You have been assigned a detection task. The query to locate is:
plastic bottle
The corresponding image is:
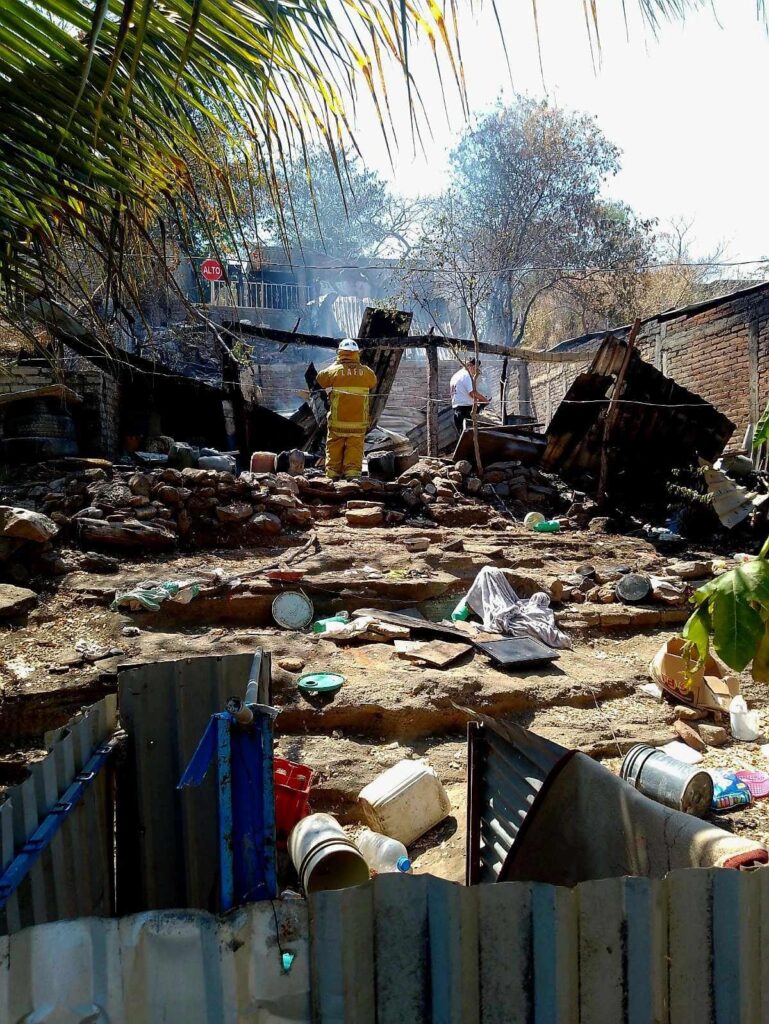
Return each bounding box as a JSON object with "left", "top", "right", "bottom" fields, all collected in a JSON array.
[
  {"left": 312, "top": 613, "right": 349, "bottom": 634},
  {"left": 534, "top": 520, "right": 561, "bottom": 533},
  {"left": 356, "top": 828, "right": 412, "bottom": 875},
  {"left": 451, "top": 597, "right": 470, "bottom": 622}
]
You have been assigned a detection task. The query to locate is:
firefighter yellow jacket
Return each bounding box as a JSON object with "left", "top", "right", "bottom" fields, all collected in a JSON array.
[{"left": 316, "top": 351, "right": 377, "bottom": 436}]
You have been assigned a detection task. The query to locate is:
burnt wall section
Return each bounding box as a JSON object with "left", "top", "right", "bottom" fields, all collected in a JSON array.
[{"left": 509, "top": 283, "right": 769, "bottom": 441}]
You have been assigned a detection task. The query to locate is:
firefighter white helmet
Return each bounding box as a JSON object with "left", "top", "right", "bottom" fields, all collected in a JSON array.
[{"left": 338, "top": 339, "right": 359, "bottom": 352}]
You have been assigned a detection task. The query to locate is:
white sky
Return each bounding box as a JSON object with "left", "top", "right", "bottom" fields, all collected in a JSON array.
[{"left": 351, "top": 0, "right": 769, "bottom": 265}]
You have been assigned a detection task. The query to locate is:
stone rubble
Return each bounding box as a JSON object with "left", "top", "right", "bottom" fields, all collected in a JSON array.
[{"left": 5, "top": 457, "right": 561, "bottom": 552}]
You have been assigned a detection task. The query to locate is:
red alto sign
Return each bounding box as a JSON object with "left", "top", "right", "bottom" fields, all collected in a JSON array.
[{"left": 200, "top": 258, "right": 224, "bottom": 282}]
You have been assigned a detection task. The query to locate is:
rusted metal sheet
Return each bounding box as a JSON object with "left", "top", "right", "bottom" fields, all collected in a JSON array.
[
  {"left": 358, "top": 307, "right": 412, "bottom": 430},
  {"left": 0, "top": 899, "right": 310, "bottom": 1023},
  {"left": 0, "top": 695, "right": 117, "bottom": 935},
  {"left": 117, "top": 651, "right": 270, "bottom": 914},
  {"left": 543, "top": 334, "right": 735, "bottom": 501},
  {"left": 453, "top": 424, "right": 547, "bottom": 466}
]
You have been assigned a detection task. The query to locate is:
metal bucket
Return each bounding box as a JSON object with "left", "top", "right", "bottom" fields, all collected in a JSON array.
[
  {"left": 620, "top": 744, "right": 713, "bottom": 817},
  {"left": 288, "top": 813, "right": 369, "bottom": 894}
]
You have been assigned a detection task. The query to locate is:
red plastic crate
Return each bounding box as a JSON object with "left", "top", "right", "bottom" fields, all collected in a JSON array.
[{"left": 274, "top": 757, "right": 314, "bottom": 847}]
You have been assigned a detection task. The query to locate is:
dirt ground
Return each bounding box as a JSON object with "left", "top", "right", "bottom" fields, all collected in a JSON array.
[{"left": 2, "top": 520, "right": 769, "bottom": 884}]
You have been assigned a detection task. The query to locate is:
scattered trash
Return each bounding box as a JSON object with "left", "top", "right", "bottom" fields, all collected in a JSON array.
[
  {"left": 281, "top": 952, "right": 296, "bottom": 974},
  {"left": 113, "top": 579, "right": 200, "bottom": 612},
  {"left": 464, "top": 566, "right": 572, "bottom": 649},
  {"left": 734, "top": 770, "right": 769, "bottom": 799},
  {"left": 288, "top": 813, "right": 369, "bottom": 894},
  {"left": 393, "top": 639, "right": 471, "bottom": 668},
  {"left": 356, "top": 828, "right": 412, "bottom": 875},
  {"left": 312, "top": 613, "right": 350, "bottom": 634},
  {"left": 703, "top": 462, "right": 769, "bottom": 529},
  {"left": 121, "top": 625, "right": 141, "bottom": 637},
  {"left": 358, "top": 759, "right": 451, "bottom": 846},
  {"left": 266, "top": 569, "right": 306, "bottom": 583},
  {"left": 533, "top": 519, "right": 560, "bottom": 533},
  {"left": 730, "top": 695, "right": 761, "bottom": 742},
  {"left": 649, "top": 637, "right": 740, "bottom": 713},
  {"left": 274, "top": 758, "right": 314, "bottom": 847},
  {"left": 317, "top": 616, "right": 411, "bottom": 644},
  {"left": 403, "top": 537, "right": 430, "bottom": 553},
  {"left": 272, "top": 591, "right": 314, "bottom": 630},
  {"left": 474, "top": 636, "right": 560, "bottom": 669},
  {"left": 450, "top": 596, "right": 470, "bottom": 622},
  {"left": 660, "top": 740, "right": 704, "bottom": 765},
  {"left": 638, "top": 681, "right": 663, "bottom": 700},
  {"left": 615, "top": 573, "right": 651, "bottom": 604},
  {"left": 297, "top": 672, "right": 345, "bottom": 695},
  {"left": 523, "top": 511, "right": 545, "bottom": 530},
  {"left": 709, "top": 771, "right": 752, "bottom": 811},
  {"left": 466, "top": 713, "right": 768, "bottom": 886},
  {"left": 620, "top": 743, "right": 713, "bottom": 817}
]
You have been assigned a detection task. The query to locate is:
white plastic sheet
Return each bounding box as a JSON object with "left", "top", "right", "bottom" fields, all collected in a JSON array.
[{"left": 464, "top": 566, "right": 572, "bottom": 650}]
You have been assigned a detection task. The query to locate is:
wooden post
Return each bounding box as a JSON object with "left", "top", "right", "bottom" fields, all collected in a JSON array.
[
  {"left": 596, "top": 318, "right": 642, "bottom": 505},
  {"left": 426, "top": 340, "right": 439, "bottom": 456}
]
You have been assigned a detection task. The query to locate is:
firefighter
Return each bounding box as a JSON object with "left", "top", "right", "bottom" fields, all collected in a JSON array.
[{"left": 316, "top": 339, "right": 378, "bottom": 480}]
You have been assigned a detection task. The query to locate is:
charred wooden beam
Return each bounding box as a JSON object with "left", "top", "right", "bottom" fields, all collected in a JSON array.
[{"left": 222, "top": 320, "right": 591, "bottom": 363}]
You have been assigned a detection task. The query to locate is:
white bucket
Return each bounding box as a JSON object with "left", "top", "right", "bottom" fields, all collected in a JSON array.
[
  {"left": 358, "top": 759, "right": 451, "bottom": 846},
  {"left": 288, "top": 813, "right": 369, "bottom": 894}
]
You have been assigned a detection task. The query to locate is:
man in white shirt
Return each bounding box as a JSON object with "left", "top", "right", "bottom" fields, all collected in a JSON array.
[{"left": 450, "top": 358, "right": 490, "bottom": 434}]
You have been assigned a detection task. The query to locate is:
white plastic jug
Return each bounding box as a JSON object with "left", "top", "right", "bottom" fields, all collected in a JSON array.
[
  {"left": 358, "top": 760, "right": 451, "bottom": 846},
  {"left": 730, "top": 696, "right": 761, "bottom": 742}
]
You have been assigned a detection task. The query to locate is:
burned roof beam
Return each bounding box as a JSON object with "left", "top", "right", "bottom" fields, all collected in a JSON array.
[{"left": 222, "top": 321, "right": 589, "bottom": 363}]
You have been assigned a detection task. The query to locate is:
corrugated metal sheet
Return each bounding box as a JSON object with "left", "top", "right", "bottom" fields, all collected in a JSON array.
[
  {"left": 0, "top": 898, "right": 310, "bottom": 1023},
  {"left": 311, "top": 869, "right": 769, "bottom": 1023},
  {"left": 117, "top": 651, "right": 270, "bottom": 914},
  {"left": 0, "top": 695, "right": 117, "bottom": 935},
  {"left": 466, "top": 718, "right": 568, "bottom": 885}
]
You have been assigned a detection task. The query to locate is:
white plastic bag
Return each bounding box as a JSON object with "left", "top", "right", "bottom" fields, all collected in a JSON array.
[{"left": 730, "top": 696, "right": 760, "bottom": 742}]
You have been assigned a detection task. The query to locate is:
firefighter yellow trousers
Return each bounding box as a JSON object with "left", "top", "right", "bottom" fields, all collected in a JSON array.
[{"left": 326, "top": 432, "right": 365, "bottom": 479}]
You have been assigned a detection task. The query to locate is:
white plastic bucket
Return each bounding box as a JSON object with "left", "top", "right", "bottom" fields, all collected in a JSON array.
[
  {"left": 358, "top": 759, "right": 451, "bottom": 845},
  {"left": 288, "top": 813, "right": 369, "bottom": 894}
]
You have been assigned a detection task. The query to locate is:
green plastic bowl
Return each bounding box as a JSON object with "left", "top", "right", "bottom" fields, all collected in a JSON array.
[{"left": 297, "top": 672, "right": 345, "bottom": 695}]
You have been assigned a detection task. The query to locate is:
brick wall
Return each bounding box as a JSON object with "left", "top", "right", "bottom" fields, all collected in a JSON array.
[
  {"left": 0, "top": 359, "right": 120, "bottom": 458},
  {"left": 509, "top": 283, "right": 769, "bottom": 443},
  {"left": 255, "top": 349, "right": 506, "bottom": 436}
]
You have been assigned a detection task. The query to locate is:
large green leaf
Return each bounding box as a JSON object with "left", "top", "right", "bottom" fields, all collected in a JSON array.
[{"left": 689, "top": 558, "right": 769, "bottom": 672}]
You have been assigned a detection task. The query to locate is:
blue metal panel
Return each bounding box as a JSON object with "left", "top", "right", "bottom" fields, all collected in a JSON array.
[
  {"left": 217, "top": 717, "right": 235, "bottom": 912},
  {"left": 179, "top": 705, "right": 277, "bottom": 911}
]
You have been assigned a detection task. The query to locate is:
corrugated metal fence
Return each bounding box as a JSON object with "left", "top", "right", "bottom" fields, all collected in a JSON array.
[
  {"left": 0, "top": 695, "right": 117, "bottom": 935},
  {"left": 0, "top": 899, "right": 310, "bottom": 1023},
  {"left": 117, "top": 652, "right": 270, "bottom": 914},
  {"left": 310, "top": 870, "right": 769, "bottom": 1024},
  {"left": 2, "top": 868, "right": 769, "bottom": 1021}
]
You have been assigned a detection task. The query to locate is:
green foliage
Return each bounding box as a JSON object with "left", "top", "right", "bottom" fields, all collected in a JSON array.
[
  {"left": 684, "top": 538, "right": 769, "bottom": 677},
  {"left": 753, "top": 400, "right": 769, "bottom": 449},
  {"left": 0, "top": 1, "right": 460, "bottom": 308}
]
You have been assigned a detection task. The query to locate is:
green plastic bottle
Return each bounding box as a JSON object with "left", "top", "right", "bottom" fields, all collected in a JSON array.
[
  {"left": 312, "top": 613, "right": 349, "bottom": 634},
  {"left": 451, "top": 597, "right": 470, "bottom": 622},
  {"left": 534, "top": 520, "right": 561, "bottom": 533}
]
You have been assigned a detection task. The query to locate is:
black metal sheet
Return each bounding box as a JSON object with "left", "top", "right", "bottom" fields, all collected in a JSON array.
[{"left": 475, "top": 637, "right": 560, "bottom": 668}]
